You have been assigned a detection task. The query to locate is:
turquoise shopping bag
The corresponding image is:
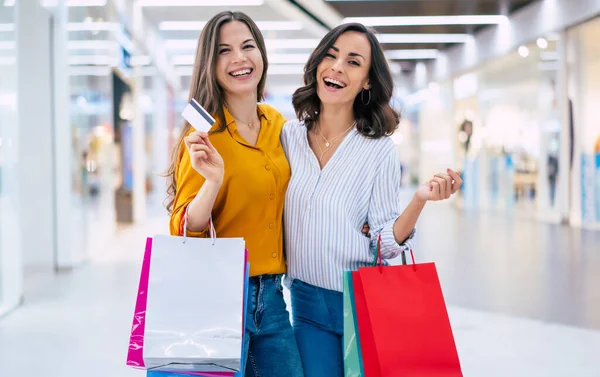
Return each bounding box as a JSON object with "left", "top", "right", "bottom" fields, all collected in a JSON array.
[{"left": 343, "top": 270, "right": 365, "bottom": 377}]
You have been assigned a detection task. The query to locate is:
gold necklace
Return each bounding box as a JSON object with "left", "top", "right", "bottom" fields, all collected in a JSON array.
[
  {"left": 314, "top": 121, "right": 356, "bottom": 162},
  {"left": 318, "top": 121, "right": 355, "bottom": 147},
  {"left": 225, "top": 105, "right": 259, "bottom": 129}
]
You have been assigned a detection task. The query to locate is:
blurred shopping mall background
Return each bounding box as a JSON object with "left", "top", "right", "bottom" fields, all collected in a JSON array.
[{"left": 0, "top": 0, "right": 600, "bottom": 376}]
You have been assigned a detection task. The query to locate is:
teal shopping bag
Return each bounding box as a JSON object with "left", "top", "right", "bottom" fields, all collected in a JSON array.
[
  {"left": 343, "top": 235, "right": 408, "bottom": 377},
  {"left": 343, "top": 271, "right": 365, "bottom": 377}
]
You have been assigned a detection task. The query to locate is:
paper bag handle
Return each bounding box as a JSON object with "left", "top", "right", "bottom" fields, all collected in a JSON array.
[
  {"left": 182, "top": 206, "right": 216, "bottom": 245},
  {"left": 373, "top": 234, "right": 416, "bottom": 273}
]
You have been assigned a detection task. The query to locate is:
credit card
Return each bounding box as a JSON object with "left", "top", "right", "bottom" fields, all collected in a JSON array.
[{"left": 181, "top": 98, "right": 215, "bottom": 132}]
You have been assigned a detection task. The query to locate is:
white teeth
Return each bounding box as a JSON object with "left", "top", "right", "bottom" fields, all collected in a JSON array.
[
  {"left": 231, "top": 69, "right": 251, "bottom": 77},
  {"left": 324, "top": 77, "right": 345, "bottom": 88}
]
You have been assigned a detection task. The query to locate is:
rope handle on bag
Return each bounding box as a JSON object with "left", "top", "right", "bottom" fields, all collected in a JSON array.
[
  {"left": 372, "top": 234, "right": 417, "bottom": 272},
  {"left": 180, "top": 206, "right": 216, "bottom": 245}
]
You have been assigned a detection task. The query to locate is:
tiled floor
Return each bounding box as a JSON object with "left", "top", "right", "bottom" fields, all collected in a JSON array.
[
  {"left": 0, "top": 201, "right": 599, "bottom": 376},
  {"left": 412, "top": 204, "right": 600, "bottom": 330}
]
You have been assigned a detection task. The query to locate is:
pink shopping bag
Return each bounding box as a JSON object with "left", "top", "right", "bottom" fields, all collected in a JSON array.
[
  {"left": 127, "top": 237, "right": 249, "bottom": 377},
  {"left": 127, "top": 237, "right": 153, "bottom": 368}
]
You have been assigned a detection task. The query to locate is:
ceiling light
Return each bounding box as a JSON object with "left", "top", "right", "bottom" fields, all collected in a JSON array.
[
  {"left": 66, "top": 0, "right": 107, "bottom": 5},
  {"left": 3, "top": 0, "right": 15, "bottom": 5},
  {"left": 171, "top": 53, "right": 310, "bottom": 66},
  {"left": 159, "top": 20, "right": 303, "bottom": 31},
  {"left": 518, "top": 45, "right": 530, "bottom": 57},
  {"left": 38, "top": 0, "right": 107, "bottom": 6},
  {"left": 68, "top": 40, "right": 117, "bottom": 50},
  {"left": 343, "top": 15, "right": 508, "bottom": 26},
  {"left": 164, "top": 39, "right": 320, "bottom": 50},
  {"left": 68, "top": 22, "right": 118, "bottom": 31},
  {"left": 160, "top": 21, "right": 206, "bottom": 30},
  {"left": 536, "top": 38, "right": 548, "bottom": 49},
  {"left": 171, "top": 55, "right": 196, "bottom": 65},
  {"left": 265, "top": 39, "right": 319, "bottom": 49},
  {"left": 385, "top": 49, "right": 439, "bottom": 60},
  {"left": 259, "top": 21, "right": 304, "bottom": 31},
  {"left": 175, "top": 64, "right": 306, "bottom": 76},
  {"left": 68, "top": 55, "right": 119, "bottom": 66},
  {"left": 266, "top": 53, "right": 310, "bottom": 64},
  {"left": 164, "top": 40, "right": 197, "bottom": 49},
  {"left": 377, "top": 34, "right": 472, "bottom": 44},
  {"left": 137, "top": 0, "right": 263, "bottom": 6}
]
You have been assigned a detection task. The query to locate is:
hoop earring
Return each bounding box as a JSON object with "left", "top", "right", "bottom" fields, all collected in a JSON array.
[{"left": 361, "top": 89, "right": 371, "bottom": 106}]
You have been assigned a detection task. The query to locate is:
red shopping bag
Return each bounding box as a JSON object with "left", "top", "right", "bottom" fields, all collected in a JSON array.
[{"left": 352, "top": 237, "right": 462, "bottom": 377}]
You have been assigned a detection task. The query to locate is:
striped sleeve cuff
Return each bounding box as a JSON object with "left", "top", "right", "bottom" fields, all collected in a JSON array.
[{"left": 375, "top": 221, "right": 416, "bottom": 260}]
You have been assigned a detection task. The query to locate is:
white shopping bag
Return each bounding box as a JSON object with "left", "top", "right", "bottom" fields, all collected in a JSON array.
[{"left": 142, "top": 216, "right": 247, "bottom": 374}]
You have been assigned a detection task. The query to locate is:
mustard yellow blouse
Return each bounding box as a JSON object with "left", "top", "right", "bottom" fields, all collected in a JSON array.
[{"left": 169, "top": 104, "right": 290, "bottom": 277}]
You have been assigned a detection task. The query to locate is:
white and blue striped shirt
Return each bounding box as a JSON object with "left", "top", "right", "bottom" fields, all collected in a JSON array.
[{"left": 282, "top": 119, "right": 416, "bottom": 292}]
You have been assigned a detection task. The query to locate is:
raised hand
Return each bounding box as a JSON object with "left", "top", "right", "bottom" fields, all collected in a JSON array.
[
  {"left": 183, "top": 131, "right": 225, "bottom": 184},
  {"left": 415, "top": 168, "right": 462, "bottom": 202}
]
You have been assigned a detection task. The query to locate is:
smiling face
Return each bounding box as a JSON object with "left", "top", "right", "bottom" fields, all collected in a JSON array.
[
  {"left": 215, "top": 21, "right": 264, "bottom": 98},
  {"left": 316, "top": 31, "right": 372, "bottom": 108}
]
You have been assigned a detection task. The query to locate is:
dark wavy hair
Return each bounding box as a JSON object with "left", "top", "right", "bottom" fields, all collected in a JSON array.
[
  {"left": 165, "top": 11, "right": 268, "bottom": 213},
  {"left": 292, "top": 23, "right": 399, "bottom": 138}
]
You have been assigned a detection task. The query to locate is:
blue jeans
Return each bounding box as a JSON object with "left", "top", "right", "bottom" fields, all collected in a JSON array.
[
  {"left": 243, "top": 274, "right": 304, "bottom": 377},
  {"left": 290, "top": 279, "right": 344, "bottom": 377}
]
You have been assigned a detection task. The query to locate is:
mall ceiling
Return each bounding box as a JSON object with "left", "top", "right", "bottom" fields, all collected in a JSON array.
[
  {"left": 325, "top": 0, "right": 537, "bottom": 37},
  {"left": 296, "top": 0, "right": 539, "bottom": 70},
  {"left": 62, "top": 0, "right": 540, "bottom": 82}
]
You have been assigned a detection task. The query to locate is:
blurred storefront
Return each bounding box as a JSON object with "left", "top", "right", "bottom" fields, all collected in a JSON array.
[
  {"left": 410, "top": 0, "right": 600, "bottom": 228},
  {"left": 444, "top": 17, "right": 600, "bottom": 229},
  {"left": 452, "top": 36, "right": 563, "bottom": 221},
  {"left": 567, "top": 16, "right": 600, "bottom": 229},
  {"left": 0, "top": 0, "right": 176, "bottom": 316},
  {"left": 65, "top": 2, "right": 178, "bottom": 247}
]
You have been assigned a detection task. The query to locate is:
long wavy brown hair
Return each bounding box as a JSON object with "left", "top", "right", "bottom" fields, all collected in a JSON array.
[
  {"left": 165, "top": 11, "right": 269, "bottom": 213},
  {"left": 292, "top": 23, "right": 399, "bottom": 138}
]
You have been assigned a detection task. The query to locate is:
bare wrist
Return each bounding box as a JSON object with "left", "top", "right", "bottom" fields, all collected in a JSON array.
[
  {"left": 412, "top": 193, "right": 427, "bottom": 207},
  {"left": 205, "top": 177, "right": 224, "bottom": 188}
]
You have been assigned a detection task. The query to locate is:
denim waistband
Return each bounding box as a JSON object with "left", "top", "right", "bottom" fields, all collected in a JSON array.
[{"left": 249, "top": 273, "right": 283, "bottom": 283}]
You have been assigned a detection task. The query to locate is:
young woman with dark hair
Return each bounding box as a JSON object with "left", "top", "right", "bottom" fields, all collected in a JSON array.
[{"left": 281, "top": 23, "right": 462, "bottom": 376}]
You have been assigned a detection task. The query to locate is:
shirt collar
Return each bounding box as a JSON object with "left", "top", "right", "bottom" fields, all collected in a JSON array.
[{"left": 223, "top": 104, "right": 270, "bottom": 131}]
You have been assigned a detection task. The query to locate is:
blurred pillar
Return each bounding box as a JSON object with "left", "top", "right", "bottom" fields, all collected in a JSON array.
[
  {"left": 152, "top": 75, "right": 171, "bottom": 206},
  {"left": 51, "top": 0, "right": 87, "bottom": 269},
  {"left": 131, "top": 69, "right": 147, "bottom": 223},
  {"left": 15, "top": 0, "right": 55, "bottom": 275},
  {"left": 131, "top": 6, "right": 146, "bottom": 222}
]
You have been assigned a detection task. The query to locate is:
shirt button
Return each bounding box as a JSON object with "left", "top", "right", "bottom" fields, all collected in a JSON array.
[
  {"left": 272, "top": 252, "right": 277, "bottom": 258},
  {"left": 265, "top": 165, "right": 271, "bottom": 171},
  {"left": 269, "top": 223, "right": 274, "bottom": 229},
  {"left": 269, "top": 194, "right": 275, "bottom": 200}
]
